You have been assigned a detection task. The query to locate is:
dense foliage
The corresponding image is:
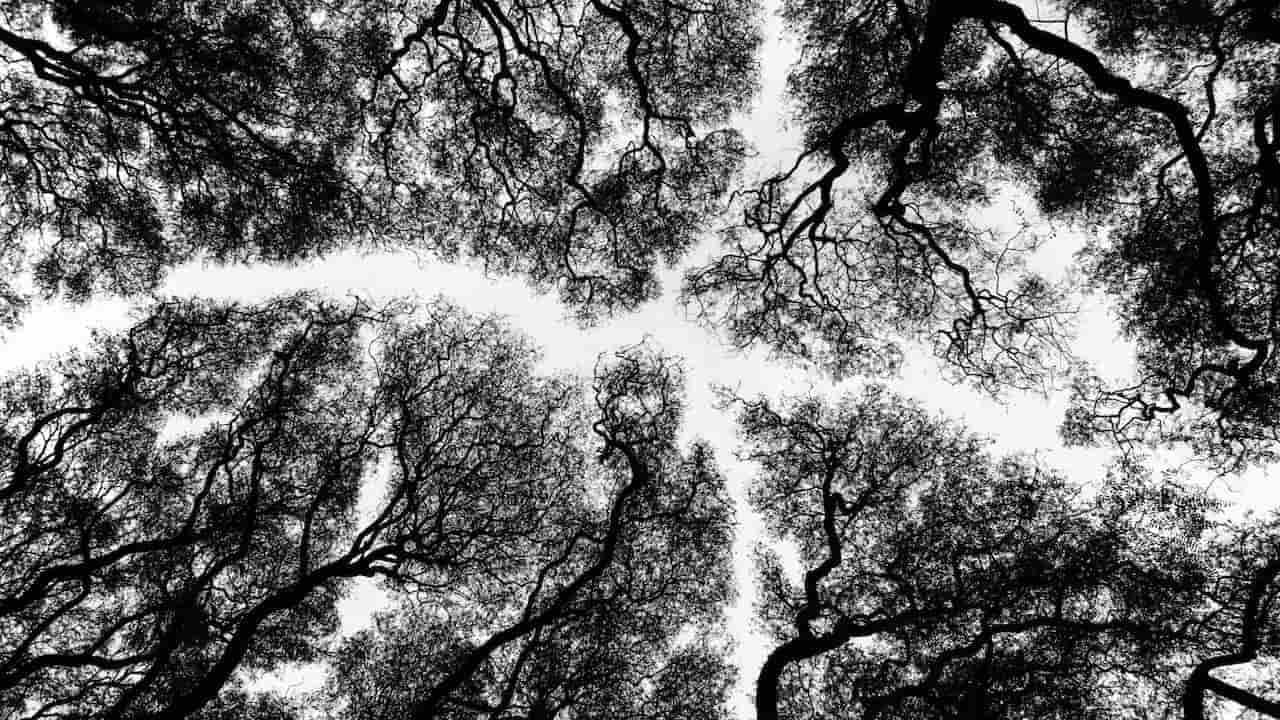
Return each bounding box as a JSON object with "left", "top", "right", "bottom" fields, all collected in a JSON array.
[
  {"left": 0, "top": 295, "right": 734, "bottom": 719},
  {"left": 0, "top": 0, "right": 759, "bottom": 318},
  {"left": 684, "top": 0, "right": 1280, "bottom": 467},
  {"left": 735, "top": 387, "right": 1280, "bottom": 720},
  {"left": 3, "top": 1, "right": 1280, "bottom": 719}
]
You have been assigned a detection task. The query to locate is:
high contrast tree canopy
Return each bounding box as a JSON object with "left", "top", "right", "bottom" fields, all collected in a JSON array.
[
  {"left": 684, "top": 0, "right": 1280, "bottom": 466},
  {"left": 2, "top": 295, "right": 734, "bottom": 719},
  {"left": 735, "top": 387, "right": 1279, "bottom": 720},
  {"left": 3, "top": 0, "right": 1280, "bottom": 719},
  {"left": 0, "top": 0, "right": 759, "bottom": 318}
]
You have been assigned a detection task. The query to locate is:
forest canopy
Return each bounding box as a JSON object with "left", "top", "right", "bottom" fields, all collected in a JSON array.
[{"left": 3, "top": 1, "right": 1280, "bottom": 719}]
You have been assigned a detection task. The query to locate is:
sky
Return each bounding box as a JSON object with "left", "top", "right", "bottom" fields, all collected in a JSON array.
[{"left": 4, "top": 2, "right": 1280, "bottom": 717}]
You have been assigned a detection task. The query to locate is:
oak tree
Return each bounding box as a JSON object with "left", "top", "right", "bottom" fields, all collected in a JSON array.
[
  {"left": 6, "top": 2, "right": 1280, "bottom": 719},
  {"left": 0, "top": 294, "right": 734, "bottom": 720},
  {"left": 684, "top": 0, "right": 1280, "bottom": 465},
  {"left": 735, "top": 386, "right": 1279, "bottom": 720},
  {"left": 0, "top": 0, "right": 759, "bottom": 319}
]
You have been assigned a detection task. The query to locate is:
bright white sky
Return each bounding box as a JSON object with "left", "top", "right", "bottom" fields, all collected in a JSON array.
[{"left": 3, "top": 2, "right": 1279, "bottom": 718}]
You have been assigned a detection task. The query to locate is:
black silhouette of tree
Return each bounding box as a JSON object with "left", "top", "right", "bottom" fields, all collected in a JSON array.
[
  {"left": 0, "top": 293, "right": 734, "bottom": 720},
  {"left": 734, "top": 386, "right": 1280, "bottom": 720},
  {"left": 326, "top": 518, "right": 735, "bottom": 720},
  {"left": 0, "top": 0, "right": 759, "bottom": 320},
  {"left": 8, "top": 2, "right": 1280, "bottom": 719},
  {"left": 1182, "top": 514, "right": 1280, "bottom": 720},
  {"left": 684, "top": 0, "right": 1280, "bottom": 463}
]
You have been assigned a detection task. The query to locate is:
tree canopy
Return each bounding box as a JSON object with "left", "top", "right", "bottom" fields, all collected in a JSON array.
[
  {"left": 4, "top": 0, "right": 1280, "bottom": 719},
  {"left": 684, "top": 0, "right": 1280, "bottom": 466},
  {"left": 734, "top": 386, "right": 1279, "bottom": 720},
  {"left": 1, "top": 295, "right": 735, "bottom": 719},
  {"left": 0, "top": 0, "right": 759, "bottom": 317}
]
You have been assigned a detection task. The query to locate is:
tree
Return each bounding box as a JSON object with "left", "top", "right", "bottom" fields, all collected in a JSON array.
[
  {"left": 683, "top": 0, "right": 1280, "bottom": 464},
  {"left": 326, "top": 554, "right": 735, "bottom": 720},
  {"left": 0, "top": 0, "right": 759, "bottom": 320},
  {"left": 8, "top": 3, "right": 1280, "bottom": 719},
  {"left": 1182, "top": 514, "right": 1280, "bottom": 720},
  {"left": 733, "top": 386, "right": 1280, "bottom": 720},
  {"left": 0, "top": 293, "right": 735, "bottom": 720}
]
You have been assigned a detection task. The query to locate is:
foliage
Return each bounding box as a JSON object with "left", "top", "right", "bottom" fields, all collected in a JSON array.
[
  {"left": 0, "top": 294, "right": 735, "bottom": 720},
  {"left": 735, "top": 386, "right": 1280, "bottom": 720},
  {"left": 682, "top": 0, "right": 1280, "bottom": 466},
  {"left": 0, "top": 0, "right": 760, "bottom": 320},
  {"left": 5, "top": 2, "right": 1280, "bottom": 719}
]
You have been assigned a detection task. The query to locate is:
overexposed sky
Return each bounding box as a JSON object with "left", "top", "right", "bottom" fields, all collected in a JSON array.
[{"left": 4, "top": 2, "right": 1280, "bottom": 718}]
